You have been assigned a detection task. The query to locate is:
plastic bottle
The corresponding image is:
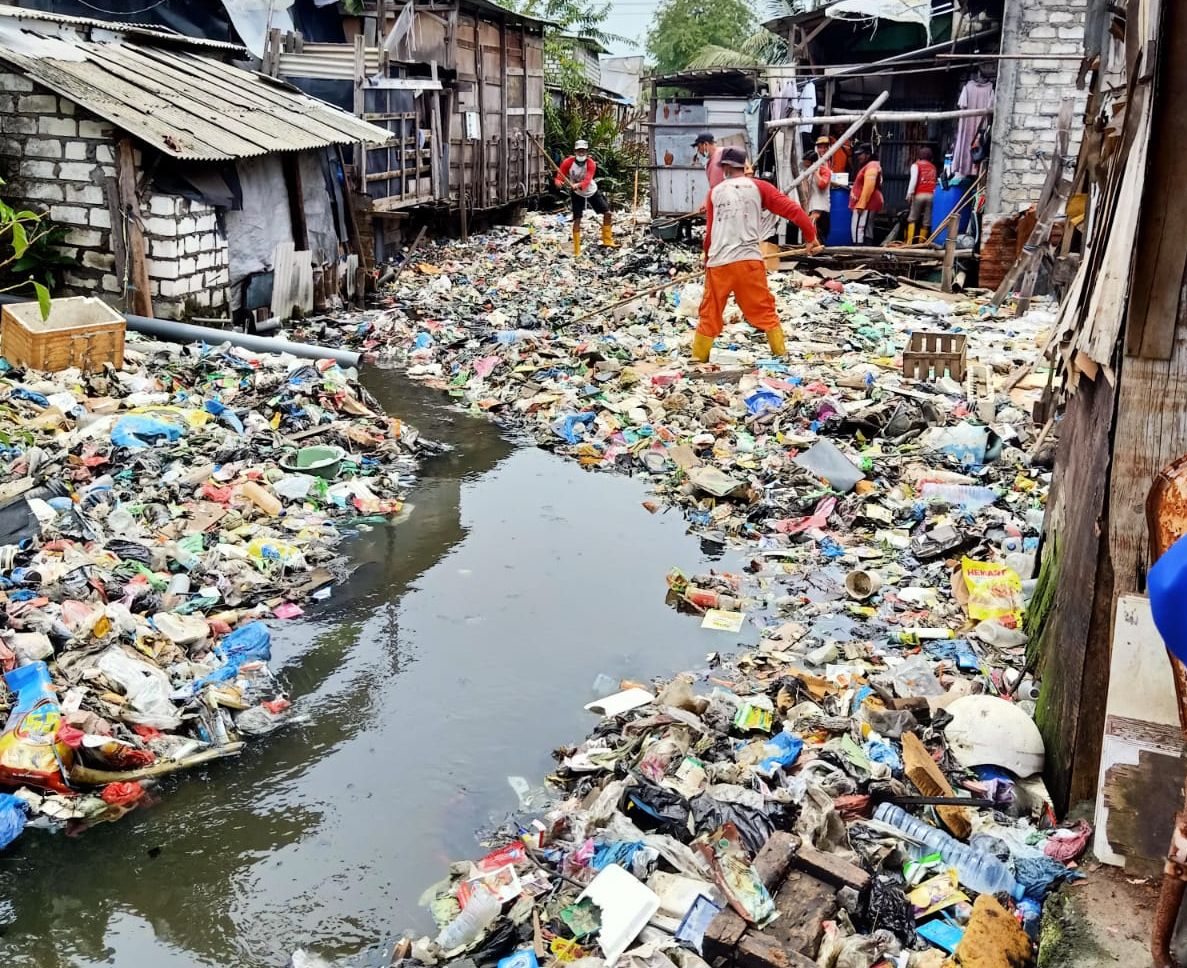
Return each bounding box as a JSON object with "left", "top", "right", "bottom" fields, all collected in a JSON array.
[
  {"left": 435, "top": 887, "right": 501, "bottom": 951},
  {"left": 873, "top": 803, "right": 1024, "bottom": 899},
  {"left": 240, "top": 481, "right": 282, "bottom": 517}
]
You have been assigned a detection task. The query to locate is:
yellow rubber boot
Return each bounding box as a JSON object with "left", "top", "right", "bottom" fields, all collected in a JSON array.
[
  {"left": 601, "top": 214, "right": 617, "bottom": 247},
  {"left": 906, "top": 222, "right": 917, "bottom": 245},
  {"left": 572, "top": 224, "right": 581, "bottom": 257},
  {"left": 691, "top": 331, "right": 714, "bottom": 363},
  {"left": 766, "top": 326, "right": 787, "bottom": 358}
]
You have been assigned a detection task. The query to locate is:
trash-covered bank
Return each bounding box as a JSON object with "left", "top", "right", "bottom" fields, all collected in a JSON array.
[
  {"left": 288, "top": 214, "right": 1082, "bottom": 967},
  {"left": 0, "top": 338, "right": 440, "bottom": 845}
]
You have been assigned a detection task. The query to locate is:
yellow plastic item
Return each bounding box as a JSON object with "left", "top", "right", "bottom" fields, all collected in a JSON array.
[
  {"left": 961, "top": 556, "right": 1024, "bottom": 629},
  {"left": 240, "top": 481, "right": 282, "bottom": 516}
]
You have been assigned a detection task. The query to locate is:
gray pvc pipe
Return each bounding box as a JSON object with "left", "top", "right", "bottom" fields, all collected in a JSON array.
[{"left": 0, "top": 295, "right": 361, "bottom": 369}]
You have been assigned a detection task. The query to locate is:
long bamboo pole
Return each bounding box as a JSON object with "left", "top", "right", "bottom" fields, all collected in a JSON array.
[
  {"left": 788, "top": 91, "right": 890, "bottom": 190},
  {"left": 770, "top": 104, "right": 991, "bottom": 129}
]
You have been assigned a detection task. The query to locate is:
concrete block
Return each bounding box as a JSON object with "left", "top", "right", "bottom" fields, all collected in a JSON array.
[
  {"left": 176, "top": 216, "right": 197, "bottom": 234},
  {"left": 1025, "top": 25, "right": 1056, "bottom": 39},
  {"left": 25, "top": 182, "right": 63, "bottom": 202},
  {"left": 58, "top": 161, "right": 97, "bottom": 181},
  {"left": 65, "top": 271, "right": 98, "bottom": 289},
  {"left": 148, "top": 194, "right": 177, "bottom": 217},
  {"left": 193, "top": 289, "right": 212, "bottom": 307},
  {"left": 96, "top": 144, "right": 115, "bottom": 164},
  {"left": 37, "top": 116, "right": 77, "bottom": 137},
  {"left": 24, "top": 137, "right": 62, "bottom": 158},
  {"left": 206, "top": 267, "right": 230, "bottom": 287},
  {"left": 78, "top": 120, "right": 110, "bottom": 139},
  {"left": 157, "top": 278, "right": 181, "bottom": 298},
  {"left": 2, "top": 115, "right": 36, "bottom": 135},
  {"left": 1049, "top": 10, "right": 1075, "bottom": 22},
  {"left": 50, "top": 204, "right": 88, "bottom": 224},
  {"left": 148, "top": 258, "right": 180, "bottom": 280},
  {"left": 101, "top": 273, "right": 121, "bottom": 293},
  {"left": 149, "top": 280, "right": 160, "bottom": 297},
  {"left": 89, "top": 207, "right": 111, "bottom": 229},
  {"left": 66, "top": 228, "right": 103, "bottom": 247},
  {"left": 194, "top": 213, "right": 217, "bottom": 232},
  {"left": 65, "top": 184, "right": 104, "bottom": 205},
  {"left": 182, "top": 233, "right": 200, "bottom": 254},
  {"left": 97, "top": 163, "right": 116, "bottom": 179},
  {"left": 18, "top": 94, "right": 57, "bottom": 113},
  {"left": 58, "top": 99, "right": 74, "bottom": 115},
  {"left": 64, "top": 141, "right": 88, "bottom": 161},
  {"left": 0, "top": 73, "right": 34, "bottom": 92},
  {"left": 196, "top": 251, "right": 215, "bottom": 271},
  {"left": 177, "top": 256, "right": 196, "bottom": 276},
  {"left": 152, "top": 238, "right": 179, "bottom": 259},
  {"left": 20, "top": 159, "right": 58, "bottom": 179},
  {"left": 82, "top": 251, "right": 115, "bottom": 271},
  {"left": 142, "top": 216, "right": 176, "bottom": 236}
]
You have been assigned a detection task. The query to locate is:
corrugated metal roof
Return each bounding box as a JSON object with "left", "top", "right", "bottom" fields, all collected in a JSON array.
[
  {"left": 0, "top": 3, "right": 243, "bottom": 51},
  {"left": 0, "top": 24, "right": 393, "bottom": 160}
]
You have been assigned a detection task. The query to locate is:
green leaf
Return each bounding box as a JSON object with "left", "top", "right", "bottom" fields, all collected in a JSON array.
[
  {"left": 10, "top": 220, "right": 27, "bottom": 258},
  {"left": 32, "top": 280, "right": 50, "bottom": 320}
]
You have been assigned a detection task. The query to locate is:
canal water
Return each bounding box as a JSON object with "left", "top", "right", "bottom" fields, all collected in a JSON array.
[{"left": 0, "top": 370, "right": 754, "bottom": 967}]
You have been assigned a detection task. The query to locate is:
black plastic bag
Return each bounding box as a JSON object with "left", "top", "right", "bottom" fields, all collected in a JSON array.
[
  {"left": 620, "top": 778, "right": 692, "bottom": 841},
  {"left": 860, "top": 873, "right": 916, "bottom": 946},
  {"left": 690, "top": 795, "right": 775, "bottom": 855}
]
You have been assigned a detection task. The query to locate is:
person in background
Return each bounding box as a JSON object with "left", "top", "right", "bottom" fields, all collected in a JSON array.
[
  {"left": 554, "top": 138, "right": 615, "bottom": 256},
  {"left": 693, "top": 132, "right": 725, "bottom": 190},
  {"left": 694, "top": 147, "right": 823, "bottom": 363},
  {"left": 806, "top": 136, "right": 833, "bottom": 243},
  {"left": 848, "top": 142, "right": 883, "bottom": 245},
  {"left": 905, "top": 146, "right": 937, "bottom": 245},
  {"left": 830, "top": 128, "right": 851, "bottom": 177}
]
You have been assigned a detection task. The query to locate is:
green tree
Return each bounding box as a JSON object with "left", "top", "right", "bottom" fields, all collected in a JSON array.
[
  {"left": 0, "top": 178, "right": 52, "bottom": 317},
  {"left": 646, "top": 0, "right": 756, "bottom": 76}
]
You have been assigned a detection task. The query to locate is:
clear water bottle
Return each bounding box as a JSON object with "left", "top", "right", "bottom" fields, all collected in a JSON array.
[
  {"left": 435, "top": 887, "right": 501, "bottom": 951},
  {"left": 873, "top": 803, "right": 1024, "bottom": 899}
]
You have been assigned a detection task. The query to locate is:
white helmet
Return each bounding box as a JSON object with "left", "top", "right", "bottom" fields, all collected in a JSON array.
[{"left": 574, "top": 139, "right": 589, "bottom": 151}]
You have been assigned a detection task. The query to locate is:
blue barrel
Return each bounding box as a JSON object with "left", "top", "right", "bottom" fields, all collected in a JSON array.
[
  {"left": 828, "top": 188, "right": 851, "bottom": 245},
  {"left": 931, "top": 185, "right": 972, "bottom": 244}
]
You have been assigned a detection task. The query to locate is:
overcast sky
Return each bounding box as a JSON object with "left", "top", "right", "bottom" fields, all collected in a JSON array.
[{"left": 602, "top": 0, "right": 654, "bottom": 57}]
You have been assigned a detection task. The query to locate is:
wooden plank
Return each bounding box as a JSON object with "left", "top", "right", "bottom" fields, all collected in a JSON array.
[
  {"left": 474, "top": 16, "right": 487, "bottom": 208},
  {"left": 271, "top": 241, "right": 297, "bottom": 320},
  {"left": 116, "top": 137, "right": 152, "bottom": 318},
  {"left": 353, "top": 35, "right": 366, "bottom": 176},
  {"left": 498, "top": 21, "right": 508, "bottom": 205},
  {"left": 764, "top": 870, "right": 835, "bottom": 957},
  {"left": 790, "top": 844, "right": 870, "bottom": 891},
  {"left": 103, "top": 176, "right": 127, "bottom": 303}
]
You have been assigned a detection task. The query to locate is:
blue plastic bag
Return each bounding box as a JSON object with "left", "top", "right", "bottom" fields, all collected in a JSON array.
[
  {"left": 10, "top": 387, "right": 48, "bottom": 408},
  {"left": 591, "top": 840, "right": 647, "bottom": 871},
  {"left": 192, "top": 622, "right": 272, "bottom": 689},
  {"left": 111, "top": 415, "right": 184, "bottom": 449},
  {"left": 204, "top": 400, "right": 245, "bottom": 435},
  {"left": 0, "top": 793, "right": 27, "bottom": 849},
  {"left": 756, "top": 731, "right": 803, "bottom": 776},
  {"left": 744, "top": 389, "right": 783, "bottom": 416},
  {"left": 552, "top": 413, "right": 596, "bottom": 444}
]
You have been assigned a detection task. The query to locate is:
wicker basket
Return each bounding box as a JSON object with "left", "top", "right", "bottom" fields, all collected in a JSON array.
[
  {"left": 1, "top": 296, "right": 125, "bottom": 373},
  {"left": 902, "top": 331, "right": 967, "bottom": 382}
]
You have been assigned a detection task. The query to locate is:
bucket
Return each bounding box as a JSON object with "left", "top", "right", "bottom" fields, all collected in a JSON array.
[
  {"left": 280, "top": 444, "right": 346, "bottom": 479},
  {"left": 651, "top": 219, "right": 683, "bottom": 242}
]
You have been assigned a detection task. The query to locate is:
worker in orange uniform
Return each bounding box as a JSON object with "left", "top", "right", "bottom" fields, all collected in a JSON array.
[
  {"left": 806, "top": 136, "right": 834, "bottom": 243},
  {"left": 848, "top": 142, "right": 883, "bottom": 245},
  {"left": 693, "top": 147, "right": 823, "bottom": 363},
  {"left": 555, "top": 139, "right": 615, "bottom": 256},
  {"left": 905, "top": 146, "right": 937, "bottom": 244}
]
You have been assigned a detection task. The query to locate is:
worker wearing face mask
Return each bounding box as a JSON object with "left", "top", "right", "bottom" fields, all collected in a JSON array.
[{"left": 555, "top": 139, "right": 616, "bottom": 256}]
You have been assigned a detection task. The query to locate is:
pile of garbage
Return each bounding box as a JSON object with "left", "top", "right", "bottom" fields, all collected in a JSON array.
[
  {"left": 284, "top": 216, "right": 1083, "bottom": 966},
  {"left": 0, "top": 337, "right": 437, "bottom": 845}
]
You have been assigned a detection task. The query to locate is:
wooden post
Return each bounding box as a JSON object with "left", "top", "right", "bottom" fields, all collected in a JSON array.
[
  {"left": 474, "top": 18, "right": 486, "bottom": 209},
  {"left": 499, "top": 21, "right": 509, "bottom": 206},
  {"left": 353, "top": 34, "right": 366, "bottom": 177},
  {"left": 941, "top": 212, "right": 958, "bottom": 291},
  {"left": 648, "top": 77, "right": 658, "bottom": 219},
  {"left": 116, "top": 137, "right": 152, "bottom": 318},
  {"left": 522, "top": 26, "right": 530, "bottom": 195}
]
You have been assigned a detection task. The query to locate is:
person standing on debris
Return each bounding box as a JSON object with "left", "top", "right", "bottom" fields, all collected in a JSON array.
[
  {"left": 905, "top": 146, "right": 937, "bottom": 245},
  {"left": 849, "top": 142, "right": 883, "bottom": 245},
  {"left": 806, "top": 137, "right": 833, "bottom": 243},
  {"left": 555, "top": 139, "right": 616, "bottom": 255},
  {"left": 694, "top": 147, "right": 822, "bottom": 363}
]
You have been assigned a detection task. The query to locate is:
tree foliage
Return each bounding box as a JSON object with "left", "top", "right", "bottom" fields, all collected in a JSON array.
[
  {"left": 0, "top": 179, "right": 53, "bottom": 317},
  {"left": 544, "top": 98, "right": 647, "bottom": 202},
  {"left": 646, "top": 0, "right": 756, "bottom": 76}
]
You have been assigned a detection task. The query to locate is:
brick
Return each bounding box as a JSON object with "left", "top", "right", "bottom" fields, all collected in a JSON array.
[
  {"left": 735, "top": 932, "right": 816, "bottom": 968},
  {"left": 0, "top": 74, "right": 34, "bottom": 92},
  {"left": 152, "top": 239, "right": 178, "bottom": 258},
  {"left": 20, "top": 159, "right": 57, "bottom": 179},
  {"left": 765, "top": 870, "right": 836, "bottom": 957},
  {"left": 57, "top": 161, "right": 96, "bottom": 181},
  {"left": 89, "top": 208, "right": 111, "bottom": 229},
  {"left": 24, "top": 138, "right": 62, "bottom": 159},
  {"left": 81, "top": 251, "right": 115, "bottom": 270},
  {"left": 65, "top": 184, "right": 104, "bottom": 205},
  {"left": 790, "top": 844, "right": 871, "bottom": 891},
  {"left": 18, "top": 94, "right": 57, "bottom": 113},
  {"left": 753, "top": 832, "right": 800, "bottom": 889},
  {"left": 177, "top": 256, "right": 196, "bottom": 276},
  {"left": 78, "top": 120, "right": 110, "bottom": 138},
  {"left": 25, "top": 182, "right": 63, "bottom": 202},
  {"left": 64, "top": 141, "right": 88, "bottom": 161},
  {"left": 148, "top": 194, "right": 177, "bottom": 217},
  {"left": 50, "top": 204, "right": 88, "bottom": 223},
  {"left": 142, "top": 216, "right": 176, "bottom": 235},
  {"left": 703, "top": 908, "right": 748, "bottom": 964},
  {"left": 66, "top": 228, "right": 103, "bottom": 247},
  {"left": 96, "top": 144, "right": 115, "bottom": 164},
  {"left": 38, "top": 116, "right": 76, "bottom": 137},
  {"left": 148, "top": 258, "right": 180, "bottom": 280},
  {"left": 101, "top": 273, "right": 121, "bottom": 293}
]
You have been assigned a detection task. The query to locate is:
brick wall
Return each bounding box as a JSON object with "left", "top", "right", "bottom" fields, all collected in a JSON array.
[
  {"left": 0, "top": 69, "right": 230, "bottom": 319},
  {"left": 991, "top": 0, "right": 1089, "bottom": 215}
]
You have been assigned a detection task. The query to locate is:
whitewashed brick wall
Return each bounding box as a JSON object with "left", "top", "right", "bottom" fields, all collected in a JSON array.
[
  {"left": 995, "top": 0, "right": 1089, "bottom": 213},
  {"left": 0, "top": 70, "right": 230, "bottom": 320}
]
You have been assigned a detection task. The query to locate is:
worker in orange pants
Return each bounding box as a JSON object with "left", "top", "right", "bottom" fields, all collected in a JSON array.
[{"left": 694, "top": 146, "right": 823, "bottom": 362}]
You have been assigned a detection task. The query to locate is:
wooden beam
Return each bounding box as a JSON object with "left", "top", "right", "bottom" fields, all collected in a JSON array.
[
  {"left": 499, "top": 21, "right": 509, "bottom": 205},
  {"left": 115, "top": 137, "right": 152, "bottom": 318},
  {"left": 353, "top": 34, "right": 366, "bottom": 177},
  {"left": 770, "top": 105, "right": 991, "bottom": 129},
  {"left": 941, "top": 212, "right": 959, "bottom": 292}
]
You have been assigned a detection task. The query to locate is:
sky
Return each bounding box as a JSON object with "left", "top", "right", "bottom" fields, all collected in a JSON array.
[{"left": 601, "top": 0, "right": 656, "bottom": 57}]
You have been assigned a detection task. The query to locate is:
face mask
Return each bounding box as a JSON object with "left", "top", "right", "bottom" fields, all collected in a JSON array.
[{"left": 575, "top": 153, "right": 587, "bottom": 161}]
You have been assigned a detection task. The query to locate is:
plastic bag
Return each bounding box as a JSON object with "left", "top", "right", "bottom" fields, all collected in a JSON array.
[
  {"left": 193, "top": 622, "right": 272, "bottom": 690},
  {"left": 961, "top": 557, "right": 1024, "bottom": 630},
  {"left": 552, "top": 413, "right": 596, "bottom": 444},
  {"left": 793, "top": 439, "right": 865, "bottom": 493},
  {"left": 689, "top": 795, "right": 775, "bottom": 855},
  {"left": 111, "top": 415, "right": 185, "bottom": 450},
  {"left": 0, "top": 792, "right": 27, "bottom": 848},
  {"left": 95, "top": 648, "right": 182, "bottom": 729},
  {"left": 696, "top": 822, "right": 775, "bottom": 925},
  {"left": 621, "top": 780, "right": 693, "bottom": 842}
]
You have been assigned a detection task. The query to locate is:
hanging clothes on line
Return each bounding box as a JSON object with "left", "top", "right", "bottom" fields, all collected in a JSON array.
[{"left": 953, "top": 73, "right": 995, "bottom": 178}]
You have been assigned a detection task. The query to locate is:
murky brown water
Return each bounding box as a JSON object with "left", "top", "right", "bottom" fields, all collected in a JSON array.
[{"left": 0, "top": 370, "right": 753, "bottom": 967}]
